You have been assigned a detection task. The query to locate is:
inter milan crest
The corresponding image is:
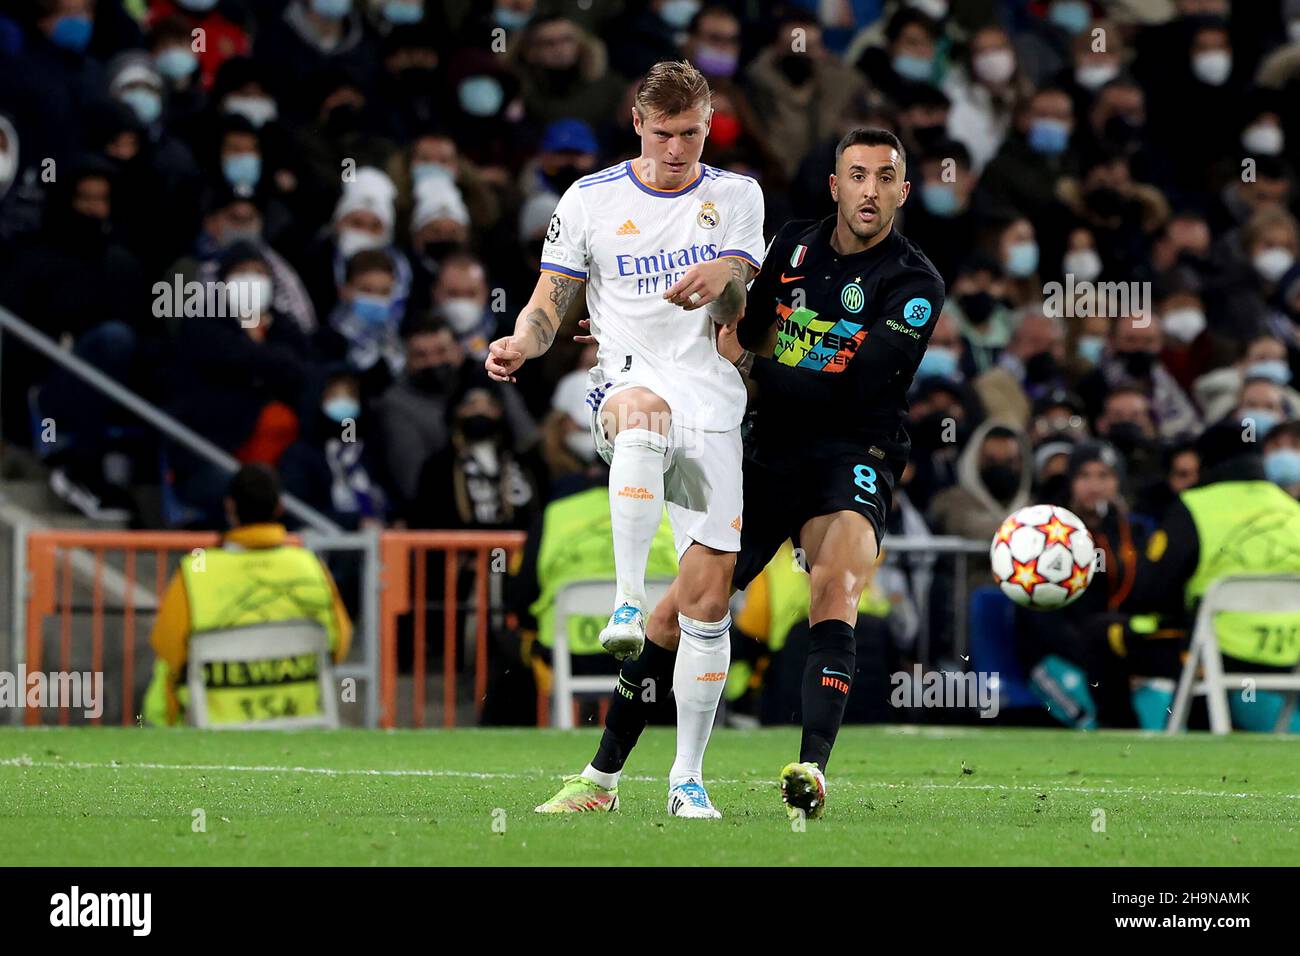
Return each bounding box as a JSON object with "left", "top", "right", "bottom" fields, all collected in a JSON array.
[
  {"left": 841, "top": 282, "right": 864, "bottom": 314},
  {"left": 697, "top": 201, "right": 719, "bottom": 229}
]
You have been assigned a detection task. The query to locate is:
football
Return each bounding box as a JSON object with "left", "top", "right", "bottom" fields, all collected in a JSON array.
[{"left": 989, "top": 504, "right": 1097, "bottom": 610}]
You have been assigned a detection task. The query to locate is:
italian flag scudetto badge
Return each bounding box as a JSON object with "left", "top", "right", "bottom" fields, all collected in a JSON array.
[{"left": 790, "top": 244, "right": 807, "bottom": 268}]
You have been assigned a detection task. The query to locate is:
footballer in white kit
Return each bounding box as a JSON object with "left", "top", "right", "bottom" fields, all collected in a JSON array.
[
  {"left": 489, "top": 61, "right": 763, "bottom": 818},
  {"left": 541, "top": 153, "right": 764, "bottom": 564}
]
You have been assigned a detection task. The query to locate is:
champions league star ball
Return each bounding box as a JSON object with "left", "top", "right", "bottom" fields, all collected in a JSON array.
[{"left": 989, "top": 504, "right": 1096, "bottom": 610}]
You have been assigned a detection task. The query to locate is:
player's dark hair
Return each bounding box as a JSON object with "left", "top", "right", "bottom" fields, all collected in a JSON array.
[
  {"left": 835, "top": 128, "right": 907, "bottom": 172},
  {"left": 226, "top": 464, "right": 281, "bottom": 526}
]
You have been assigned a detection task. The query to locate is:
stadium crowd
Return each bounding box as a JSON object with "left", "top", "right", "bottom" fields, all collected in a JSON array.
[{"left": 2, "top": 0, "right": 1300, "bottom": 727}]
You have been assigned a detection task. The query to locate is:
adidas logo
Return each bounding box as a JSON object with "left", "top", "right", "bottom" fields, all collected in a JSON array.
[
  {"left": 616, "top": 219, "right": 640, "bottom": 236},
  {"left": 730, "top": 515, "right": 742, "bottom": 531}
]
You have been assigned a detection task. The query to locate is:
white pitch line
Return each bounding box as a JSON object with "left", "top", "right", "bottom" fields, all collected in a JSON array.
[{"left": 2, "top": 757, "right": 1296, "bottom": 802}]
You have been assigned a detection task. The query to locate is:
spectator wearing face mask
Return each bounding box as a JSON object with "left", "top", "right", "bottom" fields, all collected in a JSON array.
[
  {"left": 278, "top": 367, "right": 390, "bottom": 530},
  {"left": 432, "top": 251, "right": 495, "bottom": 362},
  {"left": 1134, "top": 440, "right": 1199, "bottom": 525},
  {"left": 1228, "top": 376, "right": 1292, "bottom": 443},
  {"left": 1077, "top": 312, "right": 1201, "bottom": 441},
  {"left": 903, "top": 375, "right": 974, "bottom": 515},
  {"left": 947, "top": 255, "right": 1014, "bottom": 373},
  {"left": 943, "top": 25, "right": 1034, "bottom": 173},
  {"left": 537, "top": 369, "right": 602, "bottom": 494},
  {"left": 302, "top": 166, "right": 411, "bottom": 324},
  {"left": 1153, "top": 285, "right": 1216, "bottom": 393},
  {"left": 167, "top": 181, "right": 317, "bottom": 337},
  {"left": 253, "top": 0, "right": 380, "bottom": 121},
  {"left": 1263, "top": 420, "right": 1300, "bottom": 499},
  {"left": 512, "top": 15, "right": 626, "bottom": 128},
  {"left": 147, "top": 0, "right": 251, "bottom": 89},
  {"left": 0, "top": 0, "right": 107, "bottom": 171},
  {"left": 744, "top": 12, "right": 870, "bottom": 181},
  {"left": 518, "top": 118, "right": 598, "bottom": 203},
  {"left": 1211, "top": 207, "right": 1300, "bottom": 342},
  {"left": 987, "top": 216, "right": 1043, "bottom": 309},
  {"left": 683, "top": 5, "right": 743, "bottom": 81},
  {"left": 900, "top": 140, "right": 975, "bottom": 286},
  {"left": 162, "top": 241, "right": 314, "bottom": 526},
  {"left": 407, "top": 376, "right": 543, "bottom": 531},
  {"left": 318, "top": 248, "right": 405, "bottom": 399},
  {"left": 372, "top": 315, "right": 538, "bottom": 512},
  {"left": 147, "top": 15, "right": 206, "bottom": 128},
  {"left": 855, "top": 7, "right": 944, "bottom": 107},
  {"left": 974, "top": 87, "right": 1078, "bottom": 251}
]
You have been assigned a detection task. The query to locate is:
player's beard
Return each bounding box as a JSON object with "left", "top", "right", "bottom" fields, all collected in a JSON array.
[{"left": 844, "top": 205, "right": 892, "bottom": 243}]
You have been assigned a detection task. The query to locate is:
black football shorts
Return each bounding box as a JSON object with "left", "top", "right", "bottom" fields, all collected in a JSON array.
[{"left": 732, "top": 445, "right": 897, "bottom": 592}]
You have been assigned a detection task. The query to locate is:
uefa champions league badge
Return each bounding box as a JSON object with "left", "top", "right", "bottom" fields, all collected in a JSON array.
[
  {"left": 697, "top": 201, "right": 719, "bottom": 229},
  {"left": 903, "top": 297, "right": 932, "bottom": 327}
]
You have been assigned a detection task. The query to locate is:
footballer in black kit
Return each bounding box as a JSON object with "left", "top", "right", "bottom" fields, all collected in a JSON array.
[{"left": 718, "top": 127, "right": 944, "bottom": 818}]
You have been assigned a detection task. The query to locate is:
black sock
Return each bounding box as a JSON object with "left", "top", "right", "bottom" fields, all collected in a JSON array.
[
  {"left": 591, "top": 639, "right": 676, "bottom": 775},
  {"left": 799, "top": 619, "right": 856, "bottom": 771}
]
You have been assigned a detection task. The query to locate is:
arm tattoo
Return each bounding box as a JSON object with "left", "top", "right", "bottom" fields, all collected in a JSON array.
[
  {"left": 710, "top": 259, "right": 753, "bottom": 322},
  {"left": 548, "top": 274, "right": 581, "bottom": 320},
  {"left": 522, "top": 307, "right": 556, "bottom": 352},
  {"left": 733, "top": 348, "right": 755, "bottom": 377}
]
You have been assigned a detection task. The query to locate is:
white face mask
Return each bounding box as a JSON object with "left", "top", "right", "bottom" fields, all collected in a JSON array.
[
  {"left": 973, "top": 48, "right": 1016, "bottom": 85},
  {"left": 1161, "top": 307, "right": 1206, "bottom": 344},
  {"left": 440, "top": 297, "right": 483, "bottom": 333},
  {"left": 337, "top": 227, "right": 385, "bottom": 259},
  {"left": 1191, "top": 50, "right": 1232, "bottom": 86},
  {"left": 1241, "top": 123, "right": 1283, "bottom": 156},
  {"left": 1075, "top": 62, "right": 1119, "bottom": 90},
  {"left": 564, "top": 427, "right": 597, "bottom": 462},
  {"left": 1062, "top": 249, "right": 1102, "bottom": 283},
  {"left": 227, "top": 272, "right": 272, "bottom": 319},
  {"left": 223, "top": 95, "right": 278, "bottom": 128},
  {"left": 1253, "top": 247, "right": 1296, "bottom": 283}
]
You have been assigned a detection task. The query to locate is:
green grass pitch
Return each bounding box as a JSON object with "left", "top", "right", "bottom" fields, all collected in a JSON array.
[{"left": 2, "top": 726, "right": 1297, "bottom": 866}]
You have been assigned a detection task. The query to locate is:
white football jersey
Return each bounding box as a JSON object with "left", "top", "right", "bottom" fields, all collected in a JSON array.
[{"left": 540, "top": 161, "right": 766, "bottom": 431}]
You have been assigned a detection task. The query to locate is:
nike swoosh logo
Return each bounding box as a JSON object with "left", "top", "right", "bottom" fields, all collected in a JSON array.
[
  {"left": 822, "top": 668, "right": 851, "bottom": 679},
  {"left": 779, "top": 273, "right": 805, "bottom": 284}
]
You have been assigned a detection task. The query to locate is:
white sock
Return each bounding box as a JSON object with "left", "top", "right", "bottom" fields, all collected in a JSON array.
[
  {"left": 669, "top": 612, "right": 732, "bottom": 787},
  {"left": 581, "top": 763, "right": 620, "bottom": 789},
  {"left": 608, "top": 428, "right": 668, "bottom": 610}
]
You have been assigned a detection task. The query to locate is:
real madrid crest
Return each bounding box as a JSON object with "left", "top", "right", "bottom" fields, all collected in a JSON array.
[{"left": 697, "top": 201, "right": 720, "bottom": 229}]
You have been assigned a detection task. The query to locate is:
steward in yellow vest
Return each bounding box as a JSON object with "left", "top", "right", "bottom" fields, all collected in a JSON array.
[
  {"left": 144, "top": 465, "right": 352, "bottom": 726},
  {"left": 1122, "top": 422, "right": 1300, "bottom": 671}
]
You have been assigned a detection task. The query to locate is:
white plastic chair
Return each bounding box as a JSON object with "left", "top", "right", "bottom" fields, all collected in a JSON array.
[
  {"left": 1166, "top": 575, "right": 1300, "bottom": 735},
  {"left": 188, "top": 621, "right": 339, "bottom": 729},
  {"left": 551, "top": 579, "right": 674, "bottom": 730}
]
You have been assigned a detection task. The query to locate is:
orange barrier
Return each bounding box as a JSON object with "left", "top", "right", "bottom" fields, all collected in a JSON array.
[
  {"left": 24, "top": 531, "right": 221, "bottom": 726},
  {"left": 378, "top": 530, "right": 526, "bottom": 728},
  {"left": 24, "top": 528, "right": 527, "bottom": 729}
]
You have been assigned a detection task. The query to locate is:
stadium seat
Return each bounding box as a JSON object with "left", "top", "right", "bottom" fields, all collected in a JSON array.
[
  {"left": 187, "top": 621, "right": 339, "bottom": 729},
  {"left": 1167, "top": 575, "right": 1300, "bottom": 735},
  {"left": 967, "top": 586, "right": 1039, "bottom": 711},
  {"left": 550, "top": 578, "right": 674, "bottom": 730}
]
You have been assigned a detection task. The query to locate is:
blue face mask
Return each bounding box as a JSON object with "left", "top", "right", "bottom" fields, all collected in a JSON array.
[
  {"left": 50, "top": 14, "right": 93, "bottom": 53},
  {"left": 411, "top": 162, "right": 454, "bottom": 185},
  {"left": 312, "top": 0, "right": 352, "bottom": 19},
  {"left": 1027, "top": 118, "right": 1071, "bottom": 155},
  {"left": 120, "top": 88, "right": 163, "bottom": 126},
  {"left": 1077, "top": 335, "right": 1105, "bottom": 366},
  {"left": 323, "top": 396, "right": 361, "bottom": 423},
  {"left": 155, "top": 48, "right": 198, "bottom": 80},
  {"left": 383, "top": 1, "right": 423, "bottom": 24},
  {"left": 222, "top": 153, "right": 262, "bottom": 187},
  {"left": 1006, "top": 240, "right": 1040, "bottom": 277},
  {"left": 893, "top": 54, "right": 934, "bottom": 82},
  {"left": 352, "top": 294, "right": 392, "bottom": 326},
  {"left": 916, "top": 346, "right": 960, "bottom": 381},
  {"left": 1265, "top": 448, "right": 1300, "bottom": 487},
  {"left": 494, "top": 7, "right": 531, "bottom": 30},
  {"left": 1048, "top": 1, "right": 1091, "bottom": 35},
  {"left": 459, "top": 76, "right": 504, "bottom": 117},
  {"left": 659, "top": 0, "right": 700, "bottom": 29},
  {"left": 1245, "top": 359, "right": 1292, "bottom": 386},
  {"left": 1240, "top": 409, "right": 1279, "bottom": 437},
  {"left": 921, "top": 182, "right": 960, "bottom": 217}
]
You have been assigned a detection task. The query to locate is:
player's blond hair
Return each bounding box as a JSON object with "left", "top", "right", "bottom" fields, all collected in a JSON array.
[{"left": 634, "top": 60, "right": 711, "bottom": 120}]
